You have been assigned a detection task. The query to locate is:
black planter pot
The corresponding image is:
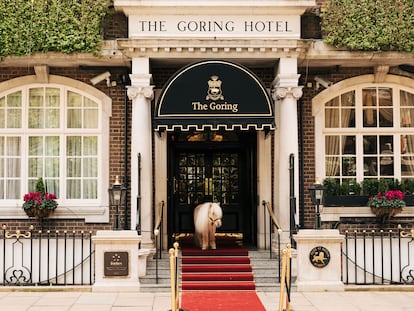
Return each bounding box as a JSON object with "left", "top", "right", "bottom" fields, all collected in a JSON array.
[
  {"left": 324, "top": 195, "right": 370, "bottom": 207},
  {"left": 404, "top": 195, "right": 414, "bottom": 206}
]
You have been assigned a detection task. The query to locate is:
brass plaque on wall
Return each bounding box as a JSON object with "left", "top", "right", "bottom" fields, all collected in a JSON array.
[{"left": 104, "top": 251, "right": 129, "bottom": 276}]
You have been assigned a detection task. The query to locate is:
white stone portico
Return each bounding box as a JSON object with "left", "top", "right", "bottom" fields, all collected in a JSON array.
[{"left": 113, "top": 0, "right": 314, "bottom": 250}]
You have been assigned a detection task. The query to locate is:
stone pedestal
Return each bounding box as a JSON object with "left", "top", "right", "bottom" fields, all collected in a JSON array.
[
  {"left": 92, "top": 230, "right": 141, "bottom": 292},
  {"left": 138, "top": 248, "right": 151, "bottom": 277},
  {"left": 294, "top": 229, "right": 344, "bottom": 292}
]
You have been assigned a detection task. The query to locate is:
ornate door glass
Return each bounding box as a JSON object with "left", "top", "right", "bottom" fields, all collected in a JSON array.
[
  {"left": 177, "top": 153, "right": 205, "bottom": 205},
  {"left": 176, "top": 152, "right": 239, "bottom": 206},
  {"left": 212, "top": 153, "right": 239, "bottom": 205}
]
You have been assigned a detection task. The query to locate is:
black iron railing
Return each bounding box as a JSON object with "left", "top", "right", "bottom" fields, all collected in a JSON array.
[
  {"left": 343, "top": 226, "right": 414, "bottom": 285},
  {"left": 154, "top": 200, "right": 165, "bottom": 284},
  {"left": 1, "top": 225, "right": 94, "bottom": 286}
]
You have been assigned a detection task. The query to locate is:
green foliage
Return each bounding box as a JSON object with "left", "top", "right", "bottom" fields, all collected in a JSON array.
[
  {"left": 323, "top": 178, "right": 340, "bottom": 196},
  {"left": 35, "top": 177, "right": 46, "bottom": 196},
  {"left": 402, "top": 179, "right": 414, "bottom": 194},
  {"left": 0, "top": 0, "right": 110, "bottom": 58},
  {"left": 361, "top": 179, "right": 379, "bottom": 196},
  {"left": 323, "top": 178, "right": 362, "bottom": 196},
  {"left": 321, "top": 0, "right": 414, "bottom": 53}
]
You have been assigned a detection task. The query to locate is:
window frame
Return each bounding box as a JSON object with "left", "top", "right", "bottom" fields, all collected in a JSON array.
[
  {"left": 313, "top": 74, "right": 414, "bottom": 219},
  {"left": 0, "top": 75, "right": 111, "bottom": 222}
]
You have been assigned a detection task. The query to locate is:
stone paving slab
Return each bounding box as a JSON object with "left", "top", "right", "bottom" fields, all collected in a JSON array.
[{"left": 0, "top": 289, "right": 414, "bottom": 310}]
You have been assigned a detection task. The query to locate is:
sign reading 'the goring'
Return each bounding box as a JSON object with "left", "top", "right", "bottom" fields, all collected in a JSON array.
[{"left": 129, "top": 15, "right": 300, "bottom": 38}]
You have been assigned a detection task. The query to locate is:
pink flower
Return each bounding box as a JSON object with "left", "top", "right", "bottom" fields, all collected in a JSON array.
[
  {"left": 45, "top": 192, "right": 57, "bottom": 200},
  {"left": 385, "top": 190, "right": 405, "bottom": 200}
]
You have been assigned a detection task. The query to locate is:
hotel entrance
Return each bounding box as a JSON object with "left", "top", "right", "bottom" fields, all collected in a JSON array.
[
  {"left": 153, "top": 59, "right": 275, "bottom": 248},
  {"left": 167, "top": 131, "right": 257, "bottom": 246}
]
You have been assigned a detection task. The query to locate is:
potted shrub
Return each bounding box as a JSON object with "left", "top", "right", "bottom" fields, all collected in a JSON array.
[
  {"left": 361, "top": 179, "right": 380, "bottom": 197},
  {"left": 368, "top": 190, "right": 405, "bottom": 223},
  {"left": 22, "top": 177, "right": 58, "bottom": 219}
]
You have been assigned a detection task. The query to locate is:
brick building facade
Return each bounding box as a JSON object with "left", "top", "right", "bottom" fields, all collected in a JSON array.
[{"left": 1, "top": 0, "right": 414, "bottom": 255}]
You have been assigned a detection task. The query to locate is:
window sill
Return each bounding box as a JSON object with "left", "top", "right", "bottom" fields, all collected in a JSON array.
[
  {"left": 321, "top": 206, "right": 414, "bottom": 222},
  {"left": 0, "top": 205, "right": 109, "bottom": 223}
]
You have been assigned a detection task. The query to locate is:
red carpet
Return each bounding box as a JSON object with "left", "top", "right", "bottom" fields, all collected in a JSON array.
[
  {"left": 179, "top": 236, "right": 266, "bottom": 310},
  {"left": 181, "top": 291, "right": 266, "bottom": 311}
]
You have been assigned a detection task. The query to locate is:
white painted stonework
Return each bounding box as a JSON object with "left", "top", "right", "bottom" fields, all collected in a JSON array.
[
  {"left": 92, "top": 230, "right": 142, "bottom": 292},
  {"left": 129, "top": 15, "right": 301, "bottom": 39},
  {"left": 294, "top": 229, "right": 345, "bottom": 292}
]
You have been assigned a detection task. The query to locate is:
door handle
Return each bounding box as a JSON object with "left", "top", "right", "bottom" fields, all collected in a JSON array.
[
  {"left": 173, "top": 177, "right": 178, "bottom": 194},
  {"left": 204, "top": 178, "right": 213, "bottom": 195},
  {"left": 204, "top": 178, "right": 209, "bottom": 195}
]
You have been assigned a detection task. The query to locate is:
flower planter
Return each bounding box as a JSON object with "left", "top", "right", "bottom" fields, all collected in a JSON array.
[
  {"left": 368, "top": 190, "right": 406, "bottom": 223},
  {"left": 370, "top": 207, "right": 403, "bottom": 223},
  {"left": 324, "top": 195, "right": 369, "bottom": 207},
  {"left": 22, "top": 178, "right": 58, "bottom": 220},
  {"left": 403, "top": 195, "right": 414, "bottom": 206},
  {"left": 24, "top": 207, "right": 54, "bottom": 219}
]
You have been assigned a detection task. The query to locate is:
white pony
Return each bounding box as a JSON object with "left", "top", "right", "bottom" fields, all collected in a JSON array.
[{"left": 193, "top": 202, "right": 223, "bottom": 250}]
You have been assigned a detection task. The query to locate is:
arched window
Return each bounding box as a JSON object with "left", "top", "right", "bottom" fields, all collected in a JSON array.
[
  {"left": 313, "top": 75, "right": 414, "bottom": 187},
  {"left": 0, "top": 76, "right": 111, "bottom": 222}
]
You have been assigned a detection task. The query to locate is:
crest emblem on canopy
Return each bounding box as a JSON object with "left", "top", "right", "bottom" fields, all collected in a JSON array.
[{"left": 206, "top": 75, "right": 224, "bottom": 101}]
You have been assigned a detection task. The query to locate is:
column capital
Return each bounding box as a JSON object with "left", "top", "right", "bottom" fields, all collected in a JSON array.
[
  {"left": 127, "top": 85, "right": 154, "bottom": 101},
  {"left": 272, "top": 86, "right": 303, "bottom": 101}
]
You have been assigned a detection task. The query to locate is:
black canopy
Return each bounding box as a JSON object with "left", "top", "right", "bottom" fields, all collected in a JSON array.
[{"left": 154, "top": 60, "right": 274, "bottom": 131}]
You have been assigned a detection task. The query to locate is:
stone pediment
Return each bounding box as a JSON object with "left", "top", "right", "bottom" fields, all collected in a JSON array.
[{"left": 114, "top": 0, "right": 315, "bottom": 41}]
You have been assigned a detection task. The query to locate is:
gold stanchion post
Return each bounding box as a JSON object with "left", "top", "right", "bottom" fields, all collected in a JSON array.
[
  {"left": 174, "top": 242, "right": 180, "bottom": 311},
  {"left": 169, "top": 247, "right": 176, "bottom": 311},
  {"left": 285, "top": 244, "right": 291, "bottom": 311},
  {"left": 279, "top": 248, "right": 287, "bottom": 311},
  {"left": 279, "top": 244, "right": 292, "bottom": 311}
]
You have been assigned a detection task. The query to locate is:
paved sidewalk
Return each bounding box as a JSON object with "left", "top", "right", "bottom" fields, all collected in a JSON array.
[{"left": 1, "top": 289, "right": 414, "bottom": 310}]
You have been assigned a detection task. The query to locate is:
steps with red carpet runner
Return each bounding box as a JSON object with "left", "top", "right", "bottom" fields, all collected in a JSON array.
[
  {"left": 180, "top": 236, "right": 267, "bottom": 310},
  {"left": 180, "top": 236, "right": 256, "bottom": 291}
]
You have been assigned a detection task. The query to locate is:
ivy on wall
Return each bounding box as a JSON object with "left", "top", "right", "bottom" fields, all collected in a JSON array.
[
  {"left": 321, "top": 0, "right": 414, "bottom": 53},
  {"left": 0, "top": 0, "right": 110, "bottom": 59}
]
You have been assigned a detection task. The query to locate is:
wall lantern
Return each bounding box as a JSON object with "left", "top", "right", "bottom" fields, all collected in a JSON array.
[
  {"left": 108, "top": 175, "right": 127, "bottom": 230},
  {"left": 309, "top": 179, "right": 326, "bottom": 229}
]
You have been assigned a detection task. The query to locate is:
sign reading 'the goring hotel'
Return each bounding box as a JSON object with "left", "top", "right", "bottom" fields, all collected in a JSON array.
[{"left": 129, "top": 15, "right": 300, "bottom": 38}]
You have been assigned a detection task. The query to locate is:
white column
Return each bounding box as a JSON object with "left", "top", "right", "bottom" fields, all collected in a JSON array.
[
  {"left": 128, "top": 58, "right": 154, "bottom": 248},
  {"left": 257, "top": 131, "right": 272, "bottom": 249},
  {"left": 154, "top": 131, "right": 168, "bottom": 249},
  {"left": 272, "top": 58, "right": 303, "bottom": 242}
]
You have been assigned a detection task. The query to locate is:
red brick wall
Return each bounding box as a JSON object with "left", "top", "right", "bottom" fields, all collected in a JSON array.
[{"left": 103, "top": 10, "right": 129, "bottom": 40}]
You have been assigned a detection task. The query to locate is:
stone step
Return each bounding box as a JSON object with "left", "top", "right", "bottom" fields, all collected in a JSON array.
[
  {"left": 140, "top": 249, "right": 285, "bottom": 292},
  {"left": 249, "top": 250, "right": 282, "bottom": 290}
]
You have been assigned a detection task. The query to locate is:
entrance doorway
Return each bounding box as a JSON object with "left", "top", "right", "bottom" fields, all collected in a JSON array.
[{"left": 167, "top": 131, "right": 257, "bottom": 246}]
